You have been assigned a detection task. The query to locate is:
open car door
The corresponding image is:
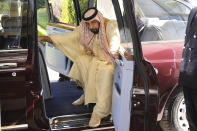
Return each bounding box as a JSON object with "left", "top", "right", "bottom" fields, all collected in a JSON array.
[
  {"left": 43, "top": 0, "right": 81, "bottom": 77},
  {"left": 44, "top": 0, "right": 97, "bottom": 77},
  {"left": 108, "top": 0, "right": 160, "bottom": 131}
]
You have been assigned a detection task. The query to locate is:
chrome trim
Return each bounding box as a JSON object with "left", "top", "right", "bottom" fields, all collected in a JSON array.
[
  {"left": 50, "top": 113, "right": 112, "bottom": 130},
  {"left": 0, "top": 63, "right": 17, "bottom": 69},
  {"left": 50, "top": 113, "right": 92, "bottom": 130},
  {"left": 82, "top": 126, "right": 114, "bottom": 131},
  {"left": 0, "top": 57, "right": 27, "bottom": 62},
  {"left": 0, "top": 67, "right": 26, "bottom": 72},
  {"left": 142, "top": 39, "right": 184, "bottom": 44},
  {"left": 50, "top": 113, "right": 91, "bottom": 120},
  {"left": 177, "top": 98, "right": 189, "bottom": 131},
  {"left": 1, "top": 124, "right": 28, "bottom": 131},
  {"left": 0, "top": 49, "right": 28, "bottom": 53}
]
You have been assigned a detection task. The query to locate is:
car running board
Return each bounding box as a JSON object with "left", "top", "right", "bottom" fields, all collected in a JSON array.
[{"left": 50, "top": 113, "right": 112, "bottom": 130}]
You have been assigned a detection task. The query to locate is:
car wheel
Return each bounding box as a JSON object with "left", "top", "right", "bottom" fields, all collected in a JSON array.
[{"left": 160, "top": 88, "right": 189, "bottom": 131}]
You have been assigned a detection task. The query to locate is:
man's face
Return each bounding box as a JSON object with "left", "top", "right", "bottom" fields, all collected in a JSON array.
[{"left": 87, "top": 20, "right": 100, "bottom": 34}]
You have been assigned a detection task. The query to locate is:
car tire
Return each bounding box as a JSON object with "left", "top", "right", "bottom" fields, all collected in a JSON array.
[{"left": 160, "top": 87, "right": 189, "bottom": 131}]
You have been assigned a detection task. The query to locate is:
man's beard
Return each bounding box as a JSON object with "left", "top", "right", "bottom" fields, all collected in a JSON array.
[{"left": 90, "top": 29, "right": 99, "bottom": 34}]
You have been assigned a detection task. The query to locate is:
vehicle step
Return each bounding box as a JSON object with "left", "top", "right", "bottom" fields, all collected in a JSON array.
[{"left": 50, "top": 113, "right": 112, "bottom": 130}]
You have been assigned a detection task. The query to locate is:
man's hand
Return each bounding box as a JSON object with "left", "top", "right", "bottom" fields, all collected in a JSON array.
[
  {"left": 38, "top": 36, "right": 44, "bottom": 42},
  {"left": 112, "top": 52, "right": 120, "bottom": 59},
  {"left": 124, "top": 51, "right": 133, "bottom": 60},
  {"left": 38, "top": 36, "right": 53, "bottom": 43}
]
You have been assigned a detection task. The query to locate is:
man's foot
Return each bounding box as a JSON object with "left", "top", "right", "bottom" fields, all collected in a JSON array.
[
  {"left": 72, "top": 94, "right": 85, "bottom": 106},
  {"left": 89, "top": 113, "right": 101, "bottom": 128}
]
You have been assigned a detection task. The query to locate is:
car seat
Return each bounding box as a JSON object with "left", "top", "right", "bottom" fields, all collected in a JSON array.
[
  {"left": 140, "top": 18, "right": 163, "bottom": 41},
  {"left": 0, "top": 15, "right": 23, "bottom": 49},
  {"left": 140, "top": 17, "right": 187, "bottom": 41},
  {"left": 159, "top": 20, "right": 187, "bottom": 40},
  {"left": 1, "top": 15, "right": 22, "bottom": 34}
]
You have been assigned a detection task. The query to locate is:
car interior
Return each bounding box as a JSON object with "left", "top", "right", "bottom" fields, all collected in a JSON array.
[
  {"left": 0, "top": 1, "right": 28, "bottom": 50},
  {"left": 140, "top": 18, "right": 187, "bottom": 41},
  {"left": 37, "top": 3, "right": 114, "bottom": 131},
  {"left": 37, "top": 0, "right": 134, "bottom": 129},
  {"left": 1, "top": 16, "right": 22, "bottom": 48},
  {"left": 136, "top": 0, "right": 188, "bottom": 42}
]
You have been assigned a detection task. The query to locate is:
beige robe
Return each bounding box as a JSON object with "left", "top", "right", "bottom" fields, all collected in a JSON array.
[{"left": 49, "top": 20, "right": 121, "bottom": 118}]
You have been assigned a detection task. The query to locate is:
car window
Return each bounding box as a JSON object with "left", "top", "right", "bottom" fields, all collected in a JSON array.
[
  {"left": 135, "top": 0, "right": 189, "bottom": 42},
  {"left": 0, "top": 0, "right": 28, "bottom": 49},
  {"left": 153, "top": 0, "right": 190, "bottom": 20},
  {"left": 37, "top": 0, "right": 49, "bottom": 30},
  {"left": 50, "top": 0, "right": 91, "bottom": 25}
]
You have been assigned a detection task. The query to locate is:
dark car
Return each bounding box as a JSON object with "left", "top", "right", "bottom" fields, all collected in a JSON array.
[{"left": 0, "top": 0, "right": 190, "bottom": 131}]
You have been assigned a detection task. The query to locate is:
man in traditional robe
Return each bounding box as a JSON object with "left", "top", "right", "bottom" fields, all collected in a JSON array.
[{"left": 38, "top": 7, "right": 124, "bottom": 127}]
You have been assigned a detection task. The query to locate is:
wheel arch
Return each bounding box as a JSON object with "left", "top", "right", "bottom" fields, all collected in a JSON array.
[{"left": 157, "top": 83, "right": 183, "bottom": 121}]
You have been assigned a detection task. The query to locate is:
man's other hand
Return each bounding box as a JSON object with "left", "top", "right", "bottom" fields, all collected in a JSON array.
[
  {"left": 124, "top": 51, "right": 133, "bottom": 60},
  {"left": 113, "top": 52, "right": 120, "bottom": 59},
  {"left": 38, "top": 36, "right": 53, "bottom": 43}
]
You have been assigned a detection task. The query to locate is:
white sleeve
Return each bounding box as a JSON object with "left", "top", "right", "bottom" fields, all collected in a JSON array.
[{"left": 106, "top": 20, "right": 122, "bottom": 54}]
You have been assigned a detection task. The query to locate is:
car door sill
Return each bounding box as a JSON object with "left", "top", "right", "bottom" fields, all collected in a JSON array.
[{"left": 50, "top": 113, "right": 112, "bottom": 130}]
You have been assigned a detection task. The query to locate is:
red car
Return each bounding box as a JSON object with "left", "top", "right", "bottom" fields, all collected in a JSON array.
[
  {"left": 0, "top": 0, "right": 190, "bottom": 131},
  {"left": 143, "top": 41, "right": 185, "bottom": 130},
  {"left": 135, "top": 0, "right": 190, "bottom": 130}
]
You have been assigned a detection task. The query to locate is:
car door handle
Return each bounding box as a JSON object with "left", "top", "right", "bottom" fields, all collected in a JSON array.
[
  {"left": 115, "top": 82, "right": 121, "bottom": 95},
  {"left": 0, "top": 63, "right": 17, "bottom": 69}
]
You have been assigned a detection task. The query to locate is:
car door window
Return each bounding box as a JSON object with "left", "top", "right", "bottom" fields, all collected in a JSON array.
[
  {"left": 135, "top": 0, "right": 189, "bottom": 42},
  {"left": 0, "top": 0, "right": 29, "bottom": 49},
  {"left": 37, "top": 0, "right": 49, "bottom": 30},
  {"left": 50, "top": 0, "right": 90, "bottom": 25},
  {"left": 59, "top": 0, "right": 77, "bottom": 24}
]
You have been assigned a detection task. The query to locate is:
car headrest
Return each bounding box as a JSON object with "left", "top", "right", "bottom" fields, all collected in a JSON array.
[
  {"left": 1, "top": 15, "right": 22, "bottom": 28},
  {"left": 159, "top": 20, "right": 187, "bottom": 40},
  {"left": 140, "top": 17, "right": 187, "bottom": 41}
]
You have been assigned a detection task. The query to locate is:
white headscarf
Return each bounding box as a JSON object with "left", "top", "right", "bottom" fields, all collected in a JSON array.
[{"left": 80, "top": 8, "right": 114, "bottom": 63}]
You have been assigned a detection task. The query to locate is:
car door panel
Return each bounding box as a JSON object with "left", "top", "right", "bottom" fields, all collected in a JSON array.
[
  {"left": 130, "top": 60, "right": 159, "bottom": 131},
  {"left": 112, "top": 57, "right": 134, "bottom": 131},
  {"left": 39, "top": 47, "right": 52, "bottom": 100},
  {"left": 109, "top": 0, "right": 160, "bottom": 130},
  {"left": 45, "top": 23, "right": 75, "bottom": 76},
  {"left": 44, "top": 0, "right": 81, "bottom": 76},
  {"left": 0, "top": 50, "right": 28, "bottom": 112}
]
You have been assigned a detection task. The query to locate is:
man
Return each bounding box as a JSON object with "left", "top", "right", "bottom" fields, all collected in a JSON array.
[
  {"left": 179, "top": 7, "right": 197, "bottom": 131},
  {"left": 38, "top": 7, "right": 123, "bottom": 127}
]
